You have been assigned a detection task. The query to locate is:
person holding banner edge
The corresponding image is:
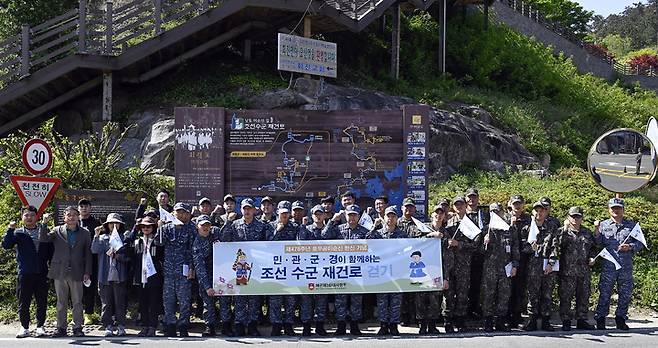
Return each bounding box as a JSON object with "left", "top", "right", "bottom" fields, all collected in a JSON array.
[
  {"left": 219, "top": 198, "right": 273, "bottom": 337},
  {"left": 322, "top": 204, "right": 371, "bottom": 336},
  {"left": 593, "top": 198, "right": 645, "bottom": 330},
  {"left": 192, "top": 215, "right": 223, "bottom": 337},
  {"left": 368, "top": 205, "right": 407, "bottom": 336},
  {"left": 268, "top": 200, "right": 301, "bottom": 337},
  {"left": 298, "top": 204, "right": 330, "bottom": 336},
  {"left": 416, "top": 204, "right": 452, "bottom": 335}
]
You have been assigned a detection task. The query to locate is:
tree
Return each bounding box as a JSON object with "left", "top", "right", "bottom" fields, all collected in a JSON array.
[
  {"left": 525, "top": 0, "right": 594, "bottom": 39},
  {"left": 0, "top": 0, "right": 77, "bottom": 39},
  {"left": 592, "top": 0, "right": 658, "bottom": 49},
  {"left": 601, "top": 34, "right": 633, "bottom": 58}
]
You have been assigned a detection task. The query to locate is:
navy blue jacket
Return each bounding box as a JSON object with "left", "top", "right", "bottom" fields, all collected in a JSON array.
[{"left": 3, "top": 226, "right": 53, "bottom": 276}]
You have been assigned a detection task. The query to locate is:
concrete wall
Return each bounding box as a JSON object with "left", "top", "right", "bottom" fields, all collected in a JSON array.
[{"left": 491, "top": 1, "right": 617, "bottom": 82}]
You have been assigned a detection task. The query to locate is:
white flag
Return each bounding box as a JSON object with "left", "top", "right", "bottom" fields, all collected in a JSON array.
[
  {"left": 411, "top": 217, "right": 433, "bottom": 233},
  {"left": 160, "top": 207, "right": 183, "bottom": 225},
  {"left": 527, "top": 219, "right": 540, "bottom": 244},
  {"left": 629, "top": 223, "right": 649, "bottom": 249},
  {"left": 109, "top": 226, "right": 123, "bottom": 251},
  {"left": 141, "top": 245, "right": 157, "bottom": 284},
  {"left": 359, "top": 212, "right": 375, "bottom": 230},
  {"left": 489, "top": 212, "right": 510, "bottom": 231},
  {"left": 458, "top": 215, "right": 481, "bottom": 240},
  {"left": 597, "top": 248, "right": 622, "bottom": 270}
]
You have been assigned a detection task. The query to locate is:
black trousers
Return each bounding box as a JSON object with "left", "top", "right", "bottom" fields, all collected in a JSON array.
[
  {"left": 83, "top": 254, "right": 99, "bottom": 314},
  {"left": 139, "top": 280, "right": 163, "bottom": 328},
  {"left": 17, "top": 273, "right": 48, "bottom": 329}
]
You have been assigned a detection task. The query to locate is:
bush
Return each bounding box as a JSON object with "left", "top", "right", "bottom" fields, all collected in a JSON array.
[{"left": 628, "top": 54, "right": 658, "bottom": 71}]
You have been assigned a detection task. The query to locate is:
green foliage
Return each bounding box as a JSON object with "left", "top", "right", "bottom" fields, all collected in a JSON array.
[
  {"left": 525, "top": 0, "right": 593, "bottom": 39},
  {"left": 592, "top": 0, "right": 658, "bottom": 50},
  {"left": 431, "top": 168, "right": 658, "bottom": 309},
  {"left": 600, "top": 34, "right": 633, "bottom": 59},
  {"left": 0, "top": 0, "right": 76, "bottom": 39},
  {"left": 623, "top": 47, "right": 658, "bottom": 64}
]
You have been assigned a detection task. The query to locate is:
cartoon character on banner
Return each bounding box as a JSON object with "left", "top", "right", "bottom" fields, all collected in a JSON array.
[
  {"left": 409, "top": 250, "right": 428, "bottom": 284},
  {"left": 233, "top": 249, "right": 253, "bottom": 285}
]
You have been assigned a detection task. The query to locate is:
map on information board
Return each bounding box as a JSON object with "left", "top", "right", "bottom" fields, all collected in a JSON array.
[{"left": 224, "top": 107, "right": 429, "bottom": 214}]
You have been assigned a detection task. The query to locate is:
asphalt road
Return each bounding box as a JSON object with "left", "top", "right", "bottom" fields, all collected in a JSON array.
[
  {"left": 589, "top": 153, "right": 655, "bottom": 192},
  {"left": 0, "top": 329, "right": 656, "bottom": 348}
]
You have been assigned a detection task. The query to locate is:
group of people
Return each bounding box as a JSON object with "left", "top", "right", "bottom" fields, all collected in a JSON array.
[{"left": 3, "top": 188, "right": 643, "bottom": 338}]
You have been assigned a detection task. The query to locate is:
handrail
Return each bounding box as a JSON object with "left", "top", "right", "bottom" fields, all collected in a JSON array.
[
  {"left": 495, "top": 0, "right": 656, "bottom": 78},
  {"left": 0, "top": 0, "right": 392, "bottom": 90}
]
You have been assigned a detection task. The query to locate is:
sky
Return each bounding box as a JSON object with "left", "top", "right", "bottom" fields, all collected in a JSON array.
[{"left": 574, "top": 0, "right": 649, "bottom": 17}]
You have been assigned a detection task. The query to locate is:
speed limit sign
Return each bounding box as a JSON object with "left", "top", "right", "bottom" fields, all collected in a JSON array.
[{"left": 22, "top": 138, "right": 53, "bottom": 175}]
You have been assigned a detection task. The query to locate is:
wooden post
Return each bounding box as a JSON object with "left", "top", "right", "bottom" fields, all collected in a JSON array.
[
  {"left": 78, "top": 0, "right": 87, "bottom": 53},
  {"left": 102, "top": 71, "right": 112, "bottom": 121},
  {"left": 20, "top": 24, "right": 30, "bottom": 77},
  {"left": 438, "top": 0, "right": 446, "bottom": 74},
  {"left": 154, "top": 0, "right": 162, "bottom": 35},
  {"left": 243, "top": 39, "right": 252, "bottom": 61},
  {"left": 391, "top": 3, "right": 400, "bottom": 79},
  {"left": 303, "top": 16, "right": 311, "bottom": 79},
  {"left": 104, "top": 1, "right": 113, "bottom": 55},
  {"left": 484, "top": 1, "right": 490, "bottom": 30}
]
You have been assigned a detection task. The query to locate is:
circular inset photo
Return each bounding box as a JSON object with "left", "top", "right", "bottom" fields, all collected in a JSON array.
[{"left": 588, "top": 128, "right": 658, "bottom": 193}]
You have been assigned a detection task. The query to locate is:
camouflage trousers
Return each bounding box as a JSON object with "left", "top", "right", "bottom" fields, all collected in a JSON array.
[
  {"left": 481, "top": 269, "right": 511, "bottom": 317},
  {"left": 559, "top": 274, "right": 591, "bottom": 321},
  {"left": 595, "top": 269, "right": 633, "bottom": 320},
  {"left": 235, "top": 295, "right": 261, "bottom": 325},
  {"left": 376, "top": 293, "right": 402, "bottom": 324},
  {"left": 527, "top": 272, "right": 555, "bottom": 317},
  {"left": 300, "top": 295, "right": 328, "bottom": 323},
  {"left": 335, "top": 294, "right": 362, "bottom": 321},
  {"left": 415, "top": 291, "right": 442, "bottom": 320},
  {"left": 163, "top": 274, "right": 191, "bottom": 327},
  {"left": 269, "top": 295, "right": 297, "bottom": 324},
  {"left": 198, "top": 289, "right": 233, "bottom": 325}
]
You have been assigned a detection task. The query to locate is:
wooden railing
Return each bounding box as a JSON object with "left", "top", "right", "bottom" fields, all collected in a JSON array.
[
  {"left": 0, "top": 0, "right": 389, "bottom": 90},
  {"left": 496, "top": 0, "right": 657, "bottom": 78}
]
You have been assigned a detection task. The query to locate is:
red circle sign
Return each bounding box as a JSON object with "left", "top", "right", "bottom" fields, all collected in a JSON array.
[{"left": 22, "top": 138, "right": 53, "bottom": 175}]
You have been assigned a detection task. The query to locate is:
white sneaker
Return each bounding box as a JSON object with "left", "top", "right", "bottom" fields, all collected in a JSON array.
[
  {"left": 35, "top": 327, "right": 46, "bottom": 337},
  {"left": 104, "top": 326, "right": 114, "bottom": 337},
  {"left": 16, "top": 328, "right": 30, "bottom": 338}
]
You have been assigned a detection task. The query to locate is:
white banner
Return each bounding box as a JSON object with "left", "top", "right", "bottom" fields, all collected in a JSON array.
[{"left": 212, "top": 238, "right": 442, "bottom": 296}]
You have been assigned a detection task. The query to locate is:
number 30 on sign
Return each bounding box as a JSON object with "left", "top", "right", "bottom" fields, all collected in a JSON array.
[{"left": 22, "top": 138, "right": 53, "bottom": 175}]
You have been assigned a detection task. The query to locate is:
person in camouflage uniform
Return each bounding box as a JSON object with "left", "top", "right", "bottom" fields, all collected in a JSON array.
[
  {"left": 416, "top": 204, "right": 453, "bottom": 335},
  {"left": 397, "top": 197, "right": 424, "bottom": 327},
  {"left": 157, "top": 202, "right": 196, "bottom": 337},
  {"left": 540, "top": 197, "right": 561, "bottom": 231},
  {"left": 593, "top": 198, "right": 644, "bottom": 331},
  {"left": 369, "top": 206, "right": 407, "bottom": 336},
  {"left": 219, "top": 198, "right": 273, "bottom": 337},
  {"left": 520, "top": 201, "right": 559, "bottom": 331},
  {"left": 298, "top": 205, "right": 329, "bottom": 336},
  {"left": 445, "top": 196, "right": 479, "bottom": 332},
  {"left": 505, "top": 195, "right": 531, "bottom": 328},
  {"left": 481, "top": 203, "right": 519, "bottom": 332},
  {"left": 557, "top": 206, "right": 597, "bottom": 331},
  {"left": 322, "top": 204, "right": 370, "bottom": 336},
  {"left": 267, "top": 201, "right": 300, "bottom": 337},
  {"left": 192, "top": 215, "right": 222, "bottom": 336},
  {"left": 465, "top": 188, "right": 489, "bottom": 320}
]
